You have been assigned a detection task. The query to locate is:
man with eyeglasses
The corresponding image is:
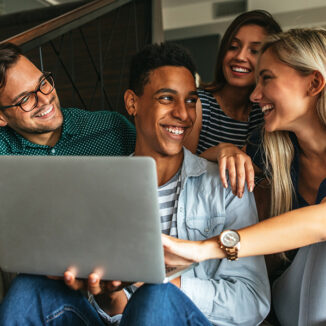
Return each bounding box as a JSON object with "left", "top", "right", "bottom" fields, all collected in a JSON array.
[
  {"left": 0, "top": 43, "right": 135, "bottom": 300},
  {"left": 0, "top": 42, "right": 135, "bottom": 156}
]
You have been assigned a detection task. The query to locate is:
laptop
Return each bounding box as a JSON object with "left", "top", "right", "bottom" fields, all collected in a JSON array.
[{"left": 0, "top": 156, "right": 194, "bottom": 283}]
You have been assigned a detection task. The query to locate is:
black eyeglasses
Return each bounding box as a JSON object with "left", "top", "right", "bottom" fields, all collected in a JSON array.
[{"left": 0, "top": 72, "right": 55, "bottom": 112}]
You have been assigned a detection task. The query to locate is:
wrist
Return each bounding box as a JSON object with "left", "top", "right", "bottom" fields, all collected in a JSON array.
[{"left": 200, "top": 238, "right": 225, "bottom": 261}]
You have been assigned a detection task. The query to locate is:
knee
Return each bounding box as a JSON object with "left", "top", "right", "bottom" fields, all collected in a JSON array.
[
  {"left": 8, "top": 274, "right": 48, "bottom": 295},
  {"left": 2, "top": 274, "right": 68, "bottom": 307},
  {"left": 135, "top": 283, "right": 176, "bottom": 300}
]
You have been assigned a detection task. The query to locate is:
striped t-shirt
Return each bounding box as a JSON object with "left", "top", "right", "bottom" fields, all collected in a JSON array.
[
  {"left": 158, "top": 169, "right": 181, "bottom": 237},
  {"left": 196, "top": 89, "right": 264, "bottom": 153}
]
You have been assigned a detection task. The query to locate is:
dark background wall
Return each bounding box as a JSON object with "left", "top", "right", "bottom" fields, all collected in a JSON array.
[
  {"left": 0, "top": 0, "right": 152, "bottom": 118},
  {"left": 175, "top": 34, "right": 220, "bottom": 84}
]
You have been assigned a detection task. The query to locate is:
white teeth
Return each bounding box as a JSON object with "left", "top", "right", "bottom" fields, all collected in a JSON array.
[
  {"left": 261, "top": 104, "right": 274, "bottom": 113},
  {"left": 165, "top": 127, "right": 184, "bottom": 135},
  {"left": 232, "top": 66, "right": 250, "bottom": 73},
  {"left": 36, "top": 106, "right": 53, "bottom": 117}
]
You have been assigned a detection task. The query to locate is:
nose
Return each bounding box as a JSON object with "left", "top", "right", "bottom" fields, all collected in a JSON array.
[
  {"left": 235, "top": 46, "right": 247, "bottom": 62},
  {"left": 37, "top": 89, "right": 52, "bottom": 106},
  {"left": 250, "top": 83, "right": 262, "bottom": 103},
  {"left": 172, "top": 101, "right": 189, "bottom": 121}
]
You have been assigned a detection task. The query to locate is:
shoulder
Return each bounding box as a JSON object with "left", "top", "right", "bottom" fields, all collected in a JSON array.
[
  {"left": 0, "top": 128, "right": 17, "bottom": 154},
  {"left": 63, "top": 108, "right": 135, "bottom": 133},
  {"left": 197, "top": 88, "right": 216, "bottom": 103},
  {"left": 183, "top": 149, "right": 223, "bottom": 189}
]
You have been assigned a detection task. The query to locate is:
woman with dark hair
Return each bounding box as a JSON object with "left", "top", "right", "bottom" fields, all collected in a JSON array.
[{"left": 186, "top": 10, "right": 281, "bottom": 180}]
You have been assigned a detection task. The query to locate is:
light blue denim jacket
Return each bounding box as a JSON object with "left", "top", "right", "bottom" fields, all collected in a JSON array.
[
  {"left": 94, "top": 148, "right": 270, "bottom": 326},
  {"left": 178, "top": 148, "right": 270, "bottom": 326}
]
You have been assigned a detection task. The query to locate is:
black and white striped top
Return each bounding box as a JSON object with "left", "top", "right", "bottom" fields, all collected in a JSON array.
[{"left": 196, "top": 89, "right": 264, "bottom": 153}]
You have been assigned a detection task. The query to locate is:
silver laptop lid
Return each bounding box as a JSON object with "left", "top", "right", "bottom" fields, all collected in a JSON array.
[{"left": 0, "top": 156, "right": 165, "bottom": 283}]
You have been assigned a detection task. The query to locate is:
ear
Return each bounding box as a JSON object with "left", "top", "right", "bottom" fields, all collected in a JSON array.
[
  {"left": 124, "top": 89, "right": 138, "bottom": 117},
  {"left": 308, "top": 71, "right": 326, "bottom": 96},
  {"left": 0, "top": 111, "right": 8, "bottom": 127}
]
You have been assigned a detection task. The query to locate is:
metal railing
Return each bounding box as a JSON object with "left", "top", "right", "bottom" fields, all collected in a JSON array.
[{"left": 1, "top": 0, "right": 152, "bottom": 114}]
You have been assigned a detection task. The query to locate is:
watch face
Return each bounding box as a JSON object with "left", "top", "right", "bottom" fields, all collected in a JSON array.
[{"left": 221, "top": 230, "right": 240, "bottom": 247}]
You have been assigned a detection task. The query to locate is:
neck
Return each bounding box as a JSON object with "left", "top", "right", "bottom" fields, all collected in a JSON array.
[
  {"left": 134, "top": 145, "right": 184, "bottom": 186},
  {"left": 215, "top": 84, "right": 253, "bottom": 119},
  {"left": 293, "top": 112, "right": 326, "bottom": 157},
  {"left": 22, "top": 128, "right": 62, "bottom": 147}
]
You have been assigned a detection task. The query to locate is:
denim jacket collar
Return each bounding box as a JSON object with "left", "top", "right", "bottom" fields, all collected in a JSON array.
[{"left": 180, "top": 147, "right": 207, "bottom": 187}]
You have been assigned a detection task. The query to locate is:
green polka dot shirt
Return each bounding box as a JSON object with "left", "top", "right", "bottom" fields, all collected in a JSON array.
[{"left": 0, "top": 108, "right": 136, "bottom": 156}]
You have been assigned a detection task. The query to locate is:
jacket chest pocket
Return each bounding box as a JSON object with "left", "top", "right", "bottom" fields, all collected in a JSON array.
[{"left": 184, "top": 216, "right": 226, "bottom": 240}]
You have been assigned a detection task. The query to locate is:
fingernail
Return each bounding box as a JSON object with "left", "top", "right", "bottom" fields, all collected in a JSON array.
[
  {"left": 224, "top": 182, "right": 228, "bottom": 188},
  {"left": 249, "top": 185, "right": 254, "bottom": 192},
  {"left": 65, "top": 274, "right": 71, "bottom": 281}
]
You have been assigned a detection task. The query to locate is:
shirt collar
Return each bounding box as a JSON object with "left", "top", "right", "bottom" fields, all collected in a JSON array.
[{"left": 181, "top": 147, "right": 207, "bottom": 179}]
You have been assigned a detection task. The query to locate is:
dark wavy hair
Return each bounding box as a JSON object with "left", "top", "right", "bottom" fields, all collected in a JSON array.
[
  {"left": 0, "top": 42, "right": 22, "bottom": 90},
  {"left": 129, "top": 42, "right": 197, "bottom": 95},
  {"left": 203, "top": 10, "right": 282, "bottom": 91}
]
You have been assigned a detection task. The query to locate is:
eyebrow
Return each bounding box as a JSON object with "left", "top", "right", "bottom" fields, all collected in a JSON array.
[
  {"left": 154, "top": 88, "right": 198, "bottom": 96},
  {"left": 232, "top": 37, "right": 262, "bottom": 46},
  {"left": 12, "top": 74, "right": 45, "bottom": 103},
  {"left": 259, "top": 69, "right": 271, "bottom": 76}
]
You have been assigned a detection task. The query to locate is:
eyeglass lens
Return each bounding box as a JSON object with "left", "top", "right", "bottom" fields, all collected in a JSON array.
[{"left": 20, "top": 74, "right": 54, "bottom": 112}]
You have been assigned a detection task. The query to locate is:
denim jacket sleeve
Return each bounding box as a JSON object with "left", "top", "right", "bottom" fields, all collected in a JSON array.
[{"left": 178, "top": 166, "right": 270, "bottom": 326}]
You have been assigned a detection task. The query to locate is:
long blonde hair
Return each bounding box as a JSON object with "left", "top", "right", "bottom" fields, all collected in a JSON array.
[{"left": 260, "top": 28, "right": 326, "bottom": 217}]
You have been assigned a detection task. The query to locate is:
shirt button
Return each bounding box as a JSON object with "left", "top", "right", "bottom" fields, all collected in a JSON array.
[
  {"left": 51, "top": 148, "right": 56, "bottom": 154},
  {"left": 179, "top": 207, "right": 183, "bottom": 213},
  {"left": 205, "top": 228, "right": 209, "bottom": 233}
]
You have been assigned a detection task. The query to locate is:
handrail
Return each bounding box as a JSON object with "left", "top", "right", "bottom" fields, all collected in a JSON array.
[{"left": 1, "top": 0, "right": 131, "bottom": 52}]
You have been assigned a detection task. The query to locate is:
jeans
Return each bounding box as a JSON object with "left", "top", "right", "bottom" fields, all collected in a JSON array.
[
  {"left": 0, "top": 275, "right": 211, "bottom": 326},
  {"left": 0, "top": 274, "right": 106, "bottom": 326},
  {"left": 120, "top": 283, "right": 212, "bottom": 326}
]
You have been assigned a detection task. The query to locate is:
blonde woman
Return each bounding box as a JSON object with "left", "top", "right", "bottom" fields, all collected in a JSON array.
[{"left": 161, "top": 28, "right": 326, "bottom": 326}]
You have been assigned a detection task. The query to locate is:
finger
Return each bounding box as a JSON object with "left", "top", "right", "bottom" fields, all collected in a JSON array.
[
  {"left": 245, "top": 160, "right": 255, "bottom": 192},
  {"left": 106, "top": 280, "right": 123, "bottom": 292},
  {"left": 235, "top": 154, "right": 246, "bottom": 198},
  {"left": 64, "top": 271, "right": 85, "bottom": 291},
  {"left": 218, "top": 157, "right": 228, "bottom": 188},
  {"left": 88, "top": 273, "right": 102, "bottom": 295},
  {"left": 226, "top": 157, "right": 237, "bottom": 195}
]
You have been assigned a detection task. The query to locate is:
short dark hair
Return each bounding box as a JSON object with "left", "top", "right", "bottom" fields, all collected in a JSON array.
[
  {"left": 0, "top": 42, "right": 22, "bottom": 90},
  {"left": 204, "top": 10, "right": 282, "bottom": 91},
  {"left": 129, "top": 42, "right": 197, "bottom": 95}
]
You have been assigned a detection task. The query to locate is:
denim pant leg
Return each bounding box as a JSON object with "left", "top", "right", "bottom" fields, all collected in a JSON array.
[
  {"left": 120, "top": 283, "right": 212, "bottom": 326},
  {"left": 0, "top": 274, "right": 105, "bottom": 326}
]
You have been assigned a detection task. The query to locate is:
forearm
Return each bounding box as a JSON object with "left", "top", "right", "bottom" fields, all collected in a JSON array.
[
  {"left": 201, "top": 202, "right": 326, "bottom": 260},
  {"left": 95, "top": 290, "right": 128, "bottom": 316},
  {"left": 238, "top": 202, "right": 326, "bottom": 256}
]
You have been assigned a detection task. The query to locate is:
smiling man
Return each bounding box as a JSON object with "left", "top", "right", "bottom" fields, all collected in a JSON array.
[
  {"left": 0, "top": 43, "right": 270, "bottom": 326},
  {"left": 0, "top": 43, "right": 135, "bottom": 155}
]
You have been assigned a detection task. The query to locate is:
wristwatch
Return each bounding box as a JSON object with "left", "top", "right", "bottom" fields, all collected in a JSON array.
[{"left": 217, "top": 230, "right": 241, "bottom": 261}]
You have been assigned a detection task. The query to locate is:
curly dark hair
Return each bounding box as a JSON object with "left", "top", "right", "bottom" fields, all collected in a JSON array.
[
  {"left": 0, "top": 42, "right": 22, "bottom": 90},
  {"left": 129, "top": 42, "right": 197, "bottom": 95}
]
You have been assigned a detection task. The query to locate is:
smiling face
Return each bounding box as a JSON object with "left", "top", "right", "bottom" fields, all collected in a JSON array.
[
  {"left": 0, "top": 55, "right": 63, "bottom": 144},
  {"left": 125, "top": 66, "right": 198, "bottom": 158},
  {"left": 250, "top": 49, "right": 317, "bottom": 132},
  {"left": 222, "top": 24, "right": 267, "bottom": 89}
]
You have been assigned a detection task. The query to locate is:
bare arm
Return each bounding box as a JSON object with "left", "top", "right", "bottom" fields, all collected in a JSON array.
[
  {"left": 163, "top": 200, "right": 326, "bottom": 265},
  {"left": 183, "top": 98, "right": 202, "bottom": 153}
]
